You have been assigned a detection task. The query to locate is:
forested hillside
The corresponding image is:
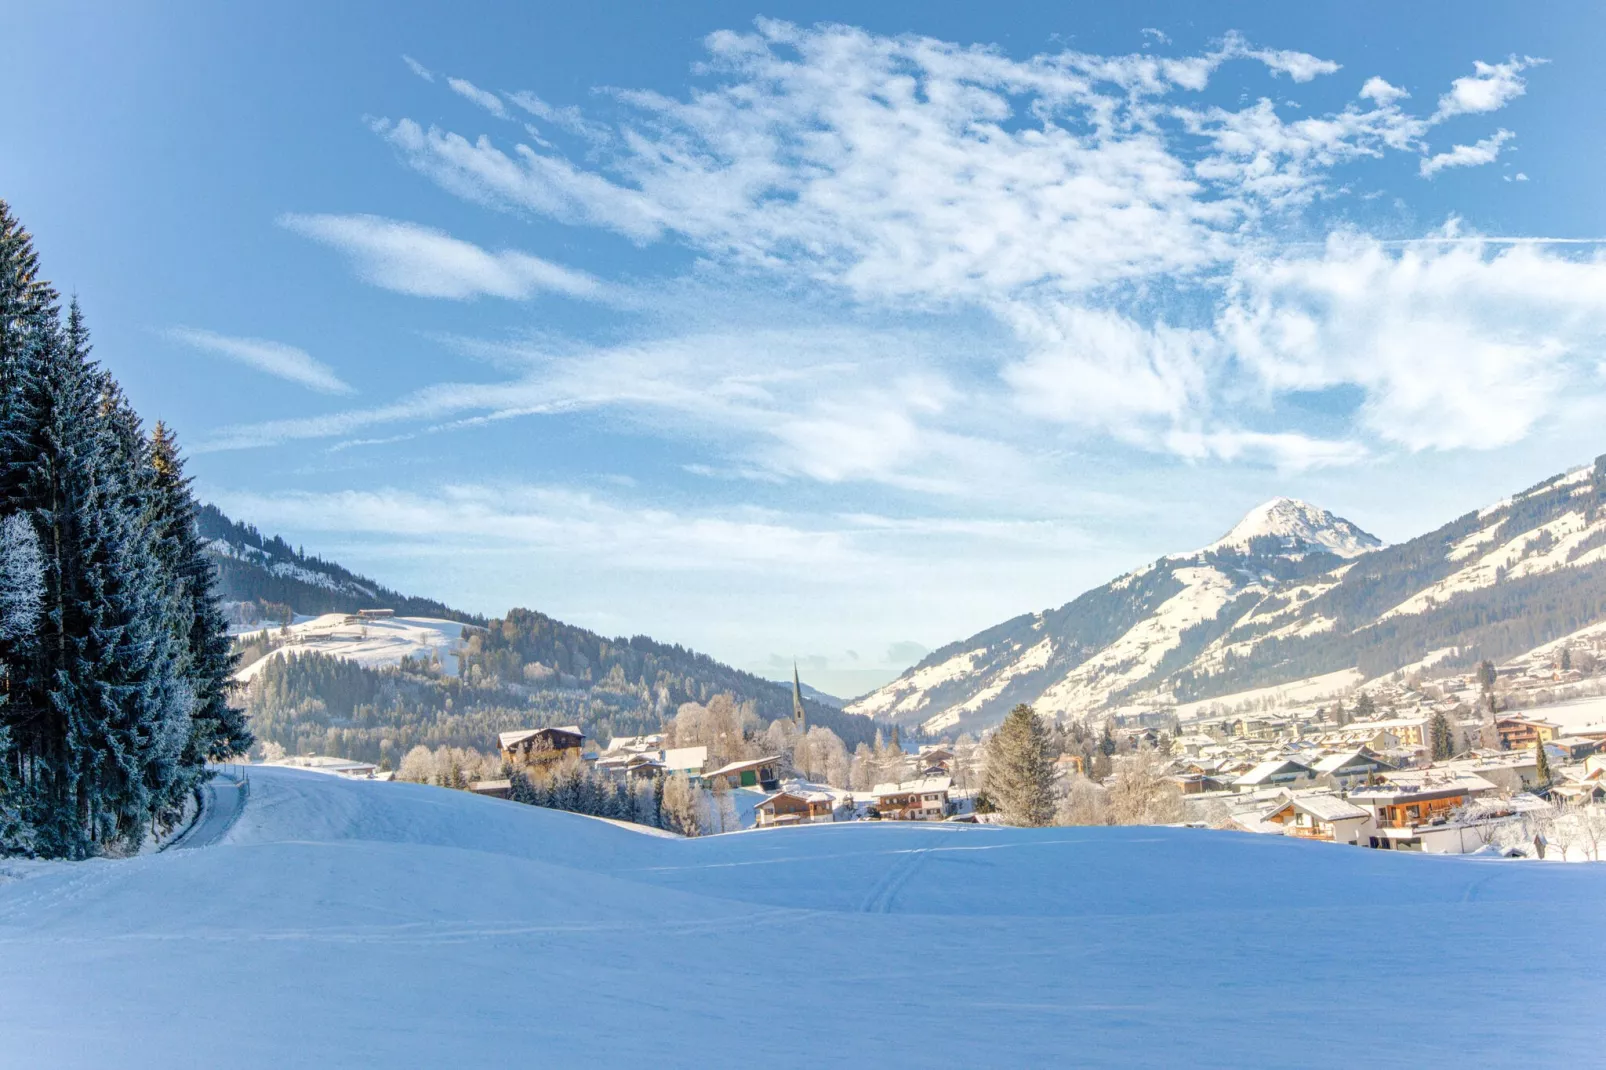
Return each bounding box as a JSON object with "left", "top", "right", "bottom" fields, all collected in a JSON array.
[
  {"left": 200, "top": 505, "right": 476, "bottom": 623},
  {"left": 241, "top": 608, "right": 882, "bottom": 764}
]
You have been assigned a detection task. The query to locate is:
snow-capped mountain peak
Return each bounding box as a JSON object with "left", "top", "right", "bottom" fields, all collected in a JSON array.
[{"left": 1199, "top": 497, "right": 1381, "bottom": 559}]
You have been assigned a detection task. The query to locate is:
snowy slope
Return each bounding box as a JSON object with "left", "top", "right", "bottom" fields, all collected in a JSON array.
[
  {"left": 234, "top": 614, "right": 471, "bottom": 680},
  {"left": 0, "top": 768, "right": 1602, "bottom": 1068},
  {"left": 851, "top": 457, "right": 1606, "bottom": 733}
]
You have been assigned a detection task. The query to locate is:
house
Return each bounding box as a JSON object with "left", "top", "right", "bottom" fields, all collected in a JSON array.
[
  {"left": 1169, "top": 772, "right": 1228, "bottom": 795},
  {"left": 1349, "top": 770, "right": 1499, "bottom": 853},
  {"left": 871, "top": 776, "right": 951, "bottom": 820},
  {"left": 1260, "top": 794, "right": 1371, "bottom": 844},
  {"left": 753, "top": 788, "right": 837, "bottom": 827},
  {"left": 917, "top": 746, "right": 956, "bottom": 773},
  {"left": 660, "top": 746, "right": 709, "bottom": 780},
  {"left": 1496, "top": 716, "right": 1561, "bottom": 751},
  {"left": 1233, "top": 758, "right": 1316, "bottom": 791},
  {"left": 1311, "top": 747, "right": 1394, "bottom": 791},
  {"left": 498, "top": 726, "right": 586, "bottom": 767},
  {"left": 605, "top": 734, "right": 664, "bottom": 755},
  {"left": 1358, "top": 717, "right": 1430, "bottom": 749},
  {"left": 702, "top": 755, "right": 782, "bottom": 792},
  {"left": 468, "top": 778, "right": 511, "bottom": 799}
]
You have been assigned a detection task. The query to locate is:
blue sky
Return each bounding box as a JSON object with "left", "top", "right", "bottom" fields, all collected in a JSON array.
[{"left": 6, "top": 2, "right": 1606, "bottom": 697}]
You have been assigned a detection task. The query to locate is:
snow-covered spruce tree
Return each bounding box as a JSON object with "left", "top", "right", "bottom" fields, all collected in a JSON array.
[
  {"left": 0, "top": 513, "right": 44, "bottom": 851},
  {"left": 0, "top": 206, "right": 211, "bottom": 856},
  {"left": 147, "top": 423, "right": 251, "bottom": 775},
  {"left": 1535, "top": 737, "right": 1552, "bottom": 786},
  {"left": 981, "top": 704, "right": 1056, "bottom": 827}
]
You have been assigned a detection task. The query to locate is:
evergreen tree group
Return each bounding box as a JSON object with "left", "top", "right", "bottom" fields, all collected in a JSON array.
[
  {"left": 0, "top": 201, "right": 248, "bottom": 857},
  {"left": 508, "top": 759, "right": 674, "bottom": 832}
]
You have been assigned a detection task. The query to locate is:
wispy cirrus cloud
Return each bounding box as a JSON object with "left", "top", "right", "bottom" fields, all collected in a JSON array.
[
  {"left": 166, "top": 326, "right": 354, "bottom": 395},
  {"left": 354, "top": 22, "right": 1564, "bottom": 475},
  {"left": 279, "top": 213, "right": 602, "bottom": 301}
]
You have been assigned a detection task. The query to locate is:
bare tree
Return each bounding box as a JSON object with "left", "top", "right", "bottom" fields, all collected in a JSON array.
[{"left": 1106, "top": 747, "right": 1183, "bottom": 825}]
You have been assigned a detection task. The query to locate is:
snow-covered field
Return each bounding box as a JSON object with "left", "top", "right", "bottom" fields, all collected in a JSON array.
[
  {"left": 2, "top": 768, "right": 1603, "bottom": 1068},
  {"left": 234, "top": 613, "right": 469, "bottom": 680}
]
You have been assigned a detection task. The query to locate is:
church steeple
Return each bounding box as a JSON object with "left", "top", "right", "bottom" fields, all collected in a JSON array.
[{"left": 792, "top": 662, "right": 806, "bottom": 732}]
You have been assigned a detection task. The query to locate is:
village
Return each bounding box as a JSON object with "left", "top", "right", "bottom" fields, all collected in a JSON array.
[{"left": 263, "top": 636, "right": 1606, "bottom": 862}]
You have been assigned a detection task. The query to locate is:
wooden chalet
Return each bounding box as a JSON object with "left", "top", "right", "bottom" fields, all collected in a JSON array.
[
  {"left": 1261, "top": 794, "right": 1371, "bottom": 844},
  {"left": 753, "top": 789, "right": 836, "bottom": 828},
  {"left": 1349, "top": 770, "right": 1498, "bottom": 852},
  {"left": 1496, "top": 717, "right": 1561, "bottom": 751},
  {"left": 498, "top": 725, "right": 586, "bottom": 767},
  {"left": 702, "top": 755, "right": 782, "bottom": 792},
  {"left": 871, "top": 776, "right": 951, "bottom": 821}
]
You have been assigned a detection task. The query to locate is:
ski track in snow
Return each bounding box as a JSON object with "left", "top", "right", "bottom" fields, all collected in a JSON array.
[{"left": 2, "top": 768, "right": 1604, "bottom": 1068}]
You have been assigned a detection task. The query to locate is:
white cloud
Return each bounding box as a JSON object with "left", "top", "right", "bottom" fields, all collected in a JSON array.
[
  {"left": 1221, "top": 234, "right": 1606, "bottom": 451},
  {"left": 166, "top": 327, "right": 354, "bottom": 395},
  {"left": 1434, "top": 57, "right": 1540, "bottom": 120},
  {"left": 278, "top": 213, "right": 602, "bottom": 300},
  {"left": 1420, "top": 129, "right": 1514, "bottom": 177},
  {"left": 446, "top": 76, "right": 508, "bottom": 119},
  {"left": 1359, "top": 77, "right": 1408, "bottom": 105},
  {"left": 317, "top": 26, "right": 1567, "bottom": 473},
  {"left": 211, "top": 483, "right": 856, "bottom": 572},
  {"left": 401, "top": 55, "right": 434, "bottom": 82}
]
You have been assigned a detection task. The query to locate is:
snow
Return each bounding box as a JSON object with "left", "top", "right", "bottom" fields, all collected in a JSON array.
[
  {"left": 233, "top": 613, "right": 471, "bottom": 680},
  {"left": 2, "top": 767, "right": 1604, "bottom": 1067},
  {"left": 1194, "top": 497, "right": 1381, "bottom": 559},
  {"left": 1175, "top": 670, "right": 1363, "bottom": 721}
]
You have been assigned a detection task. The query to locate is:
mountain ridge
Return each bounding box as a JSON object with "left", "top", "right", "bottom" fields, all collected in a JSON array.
[{"left": 847, "top": 458, "right": 1606, "bottom": 735}]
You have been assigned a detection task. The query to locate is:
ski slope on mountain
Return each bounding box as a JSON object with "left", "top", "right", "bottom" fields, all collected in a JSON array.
[
  {"left": 1, "top": 768, "right": 1603, "bottom": 1068},
  {"left": 234, "top": 613, "right": 470, "bottom": 680}
]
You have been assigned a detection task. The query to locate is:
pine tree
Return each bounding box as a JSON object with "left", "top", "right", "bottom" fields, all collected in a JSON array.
[
  {"left": 0, "top": 208, "right": 205, "bottom": 856},
  {"left": 1430, "top": 710, "right": 1455, "bottom": 761},
  {"left": 1535, "top": 737, "right": 1552, "bottom": 786},
  {"left": 981, "top": 704, "right": 1055, "bottom": 827},
  {"left": 1353, "top": 692, "right": 1376, "bottom": 719},
  {"left": 147, "top": 423, "right": 250, "bottom": 770}
]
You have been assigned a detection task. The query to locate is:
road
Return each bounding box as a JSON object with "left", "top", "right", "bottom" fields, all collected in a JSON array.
[{"left": 166, "top": 771, "right": 247, "bottom": 851}]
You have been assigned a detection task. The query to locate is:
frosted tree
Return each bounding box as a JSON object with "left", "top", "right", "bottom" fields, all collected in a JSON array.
[
  {"left": 660, "top": 772, "right": 702, "bottom": 836},
  {"left": 0, "top": 513, "right": 42, "bottom": 641},
  {"left": 981, "top": 704, "right": 1055, "bottom": 827},
  {"left": 1107, "top": 748, "right": 1183, "bottom": 825},
  {"left": 1053, "top": 773, "right": 1110, "bottom": 826}
]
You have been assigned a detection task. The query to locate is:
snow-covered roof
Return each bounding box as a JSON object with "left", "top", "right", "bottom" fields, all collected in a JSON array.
[
  {"left": 872, "top": 776, "right": 952, "bottom": 797},
  {"left": 1350, "top": 769, "right": 1498, "bottom": 802},
  {"left": 1234, "top": 759, "right": 1314, "bottom": 786},
  {"left": 498, "top": 726, "right": 583, "bottom": 750},
  {"left": 703, "top": 755, "right": 782, "bottom": 779},
  {"left": 1267, "top": 794, "right": 1369, "bottom": 822},
  {"left": 1311, "top": 748, "right": 1389, "bottom": 773},
  {"left": 661, "top": 746, "right": 708, "bottom": 772}
]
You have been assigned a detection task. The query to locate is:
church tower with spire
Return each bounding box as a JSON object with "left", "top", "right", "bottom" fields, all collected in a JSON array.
[{"left": 791, "top": 663, "right": 807, "bottom": 732}]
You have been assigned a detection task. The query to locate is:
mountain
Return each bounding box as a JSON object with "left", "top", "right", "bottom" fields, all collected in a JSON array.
[
  {"left": 206, "top": 505, "right": 880, "bottom": 753},
  {"left": 200, "top": 504, "right": 475, "bottom": 624},
  {"left": 847, "top": 457, "right": 1606, "bottom": 735}
]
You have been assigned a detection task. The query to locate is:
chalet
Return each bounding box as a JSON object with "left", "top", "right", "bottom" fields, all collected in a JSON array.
[
  {"left": 1349, "top": 770, "right": 1498, "bottom": 853},
  {"left": 871, "top": 776, "right": 951, "bottom": 821},
  {"left": 1261, "top": 794, "right": 1371, "bottom": 844},
  {"left": 468, "top": 778, "right": 511, "bottom": 799},
  {"left": 753, "top": 788, "right": 837, "bottom": 827},
  {"left": 1496, "top": 716, "right": 1561, "bottom": 751},
  {"left": 594, "top": 751, "right": 666, "bottom": 781},
  {"left": 498, "top": 726, "right": 586, "bottom": 767},
  {"left": 917, "top": 746, "right": 957, "bottom": 774},
  {"left": 1233, "top": 758, "right": 1316, "bottom": 791},
  {"left": 1311, "top": 747, "right": 1394, "bottom": 791},
  {"left": 661, "top": 746, "right": 709, "bottom": 780},
  {"left": 1169, "top": 772, "right": 1229, "bottom": 795},
  {"left": 702, "top": 755, "right": 782, "bottom": 792}
]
